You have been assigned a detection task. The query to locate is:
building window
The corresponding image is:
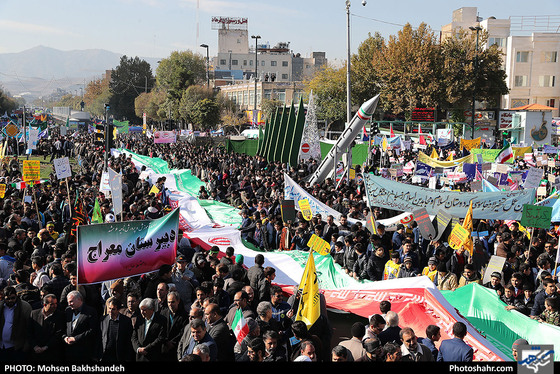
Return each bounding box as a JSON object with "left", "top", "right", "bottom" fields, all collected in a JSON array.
[
  {"left": 516, "top": 51, "right": 529, "bottom": 63},
  {"left": 276, "top": 91, "right": 286, "bottom": 104},
  {"left": 282, "top": 74, "right": 288, "bottom": 80},
  {"left": 488, "top": 37, "right": 505, "bottom": 48},
  {"left": 261, "top": 60, "right": 265, "bottom": 66},
  {"left": 232, "top": 60, "right": 238, "bottom": 66},
  {"left": 270, "top": 61, "right": 277, "bottom": 67},
  {"left": 514, "top": 75, "right": 528, "bottom": 87},
  {"left": 249, "top": 60, "right": 253, "bottom": 66},
  {"left": 547, "top": 99, "right": 556, "bottom": 108},
  {"left": 543, "top": 51, "right": 558, "bottom": 63},
  {"left": 220, "top": 59, "right": 227, "bottom": 65},
  {"left": 264, "top": 89, "right": 272, "bottom": 100},
  {"left": 282, "top": 61, "right": 289, "bottom": 67},
  {"left": 539, "top": 75, "right": 556, "bottom": 87},
  {"left": 243, "top": 60, "right": 247, "bottom": 66}
]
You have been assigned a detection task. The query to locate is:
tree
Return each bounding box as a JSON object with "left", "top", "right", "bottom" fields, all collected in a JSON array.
[
  {"left": 190, "top": 98, "right": 220, "bottom": 130},
  {"left": 178, "top": 85, "right": 215, "bottom": 124},
  {"left": 351, "top": 32, "right": 384, "bottom": 106},
  {"left": 0, "top": 87, "right": 17, "bottom": 114},
  {"left": 84, "top": 76, "right": 111, "bottom": 118},
  {"left": 371, "top": 23, "right": 443, "bottom": 119},
  {"left": 109, "top": 55, "right": 154, "bottom": 121},
  {"left": 304, "top": 63, "right": 347, "bottom": 127},
  {"left": 155, "top": 50, "right": 206, "bottom": 120},
  {"left": 440, "top": 28, "right": 508, "bottom": 112},
  {"left": 260, "top": 98, "right": 284, "bottom": 124}
]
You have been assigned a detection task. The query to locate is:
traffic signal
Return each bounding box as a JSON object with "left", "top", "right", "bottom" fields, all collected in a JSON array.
[
  {"left": 106, "top": 123, "right": 115, "bottom": 150},
  {"left": 94, "top": 124, "right": 105, "bottom": 146}
]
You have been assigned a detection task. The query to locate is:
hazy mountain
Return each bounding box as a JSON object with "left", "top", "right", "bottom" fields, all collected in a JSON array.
[{"left": 0, "top": 45, "right": 160, "bottom": 102}]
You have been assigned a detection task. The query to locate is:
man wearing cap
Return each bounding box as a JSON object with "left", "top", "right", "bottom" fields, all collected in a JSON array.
[
  {"left": 483, "top": 272, "right": 505, "bottom": 296},
  {"left": 397, "top": 256, "right": 418, "bottom": 278},
  {"left": 421, "top": 257, "right": 438, "bottom": 282},
  {"left": 512, "top": 338, "right": 529, "bottom": 361},
  {"left": 171, "top": 255, "right": 196, "bottom": 312},
  {"left": 45, "top": 222, "right": 59, "bottom": 241}
]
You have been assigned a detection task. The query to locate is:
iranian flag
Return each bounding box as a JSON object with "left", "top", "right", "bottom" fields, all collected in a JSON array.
[
  {"left": 495, "top": 140, "right": 513, "bottom": 164},
  {"left": 232, "top": 308, "right": 249, "bottom": 344}
]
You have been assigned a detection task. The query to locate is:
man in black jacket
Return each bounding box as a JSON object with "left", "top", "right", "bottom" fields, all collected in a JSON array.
[
  {"left": 204, "top": 302, "right": 236, "bottom": 361},
  {"left": 99, "top": 297, "right": 134, "bottom": 362},
  {"left": 28, "top": 293, "right": 65, "bottom": 361},
  {"left": 131, "top": 297, "right": 167, "bottom": 362},
  {"left": 63, "top": 290, "right": 99, "bottom": 362}
]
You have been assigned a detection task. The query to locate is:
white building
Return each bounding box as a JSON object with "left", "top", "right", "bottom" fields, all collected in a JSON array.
[{"left": 442, "top": 7, "right": 560, "bottom": 118}]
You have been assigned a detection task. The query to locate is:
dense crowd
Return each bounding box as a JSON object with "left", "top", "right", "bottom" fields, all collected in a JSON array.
[{"left": 0, "top": 126, "right": 557, "bottom": 364}]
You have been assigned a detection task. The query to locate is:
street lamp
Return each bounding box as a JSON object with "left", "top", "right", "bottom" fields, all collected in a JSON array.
[
  {"left": 251, "top": 35, "right": 261, "bottom": 117},
  {"left": 200, "top": 44, "right": 209, "bottom": 88},
  {"left": 346, "top": 0, "right": 352, "bottom": 126},
  {"left": 469, "top": 25, "right": 482, "bottom": 140}
]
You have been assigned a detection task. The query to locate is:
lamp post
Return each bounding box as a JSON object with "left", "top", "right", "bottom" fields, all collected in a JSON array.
[
  {"left": 251, "top": 35, "right": 261, "bottom": 114},
  {"left": 200, "top": 44, "right": 209, "bottom": 88},
  {"left": 469, "top": 25, "right": 482, "bottom": 140},
  {"left": 346, "top": 0, "right": 352, "bottom": 126}
]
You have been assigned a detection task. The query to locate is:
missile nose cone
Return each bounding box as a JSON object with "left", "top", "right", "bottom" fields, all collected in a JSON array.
[{"left": 360, "top": 94, "right": 380, "bottom": 116}]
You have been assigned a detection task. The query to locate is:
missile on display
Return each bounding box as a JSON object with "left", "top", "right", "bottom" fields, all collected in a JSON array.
[{"left": 308, "top": 94, "right": 380, "bottom": 186}]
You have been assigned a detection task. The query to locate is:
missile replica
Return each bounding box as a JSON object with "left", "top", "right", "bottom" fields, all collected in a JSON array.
[{"left": 308, "top": 94, "right": 380, "bottom": 185}]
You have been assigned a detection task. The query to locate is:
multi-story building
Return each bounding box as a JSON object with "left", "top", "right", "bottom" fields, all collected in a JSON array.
[
  {"left": 441, "top": 7, "right": 560, "bottom": 118},
  {"left": 209, "top": 16, "right": 327, "bottom": 113}
]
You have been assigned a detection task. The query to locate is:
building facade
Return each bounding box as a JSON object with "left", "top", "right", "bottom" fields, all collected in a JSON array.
[{"left": 442, "top": 7, "right": 560, "bottom": 117}]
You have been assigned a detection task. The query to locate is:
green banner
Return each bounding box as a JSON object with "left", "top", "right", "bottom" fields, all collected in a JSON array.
[{"left": 441, "top": 283, "right": 560, "bottom": 361}]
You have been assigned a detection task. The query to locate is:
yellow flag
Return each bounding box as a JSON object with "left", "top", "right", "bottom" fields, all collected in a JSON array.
[
  {"left": 149, "top": 185, "right": 160, "bottom": 195},
  {"left": 447, "top": 152, "right": 454, "bottom": 161},
  {"left": 430, "top": 147, "right": 438, "bottom": 159},
  {"left": 462, "top": 200, "right": 474, "bottom": 256},
  {"left": 382, "top": 136, "right": 388, "bottom": 152},
  {"left": 295, "top": 252, "right": 320, "bottom": 328}
]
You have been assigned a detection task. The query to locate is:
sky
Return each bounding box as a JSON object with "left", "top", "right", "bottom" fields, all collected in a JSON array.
[{"left": 1, "top": 0, "right": 559, "bottom": 65}]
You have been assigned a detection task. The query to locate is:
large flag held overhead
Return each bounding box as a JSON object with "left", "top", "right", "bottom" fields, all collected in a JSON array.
[{"left": 295, "top": 252, "right": 320, "bottom": 328}]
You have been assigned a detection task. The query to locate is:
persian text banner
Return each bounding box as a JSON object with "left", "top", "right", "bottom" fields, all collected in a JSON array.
[
  {"left": 77, "top": 209, "right": 179, "bottom": 284},
  {"left": 363, "top": 174, "right": 534, "bottom": 220}
]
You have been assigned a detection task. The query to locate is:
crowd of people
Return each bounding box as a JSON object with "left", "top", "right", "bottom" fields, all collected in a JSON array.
[{"left": 0, "top": 125, "right": 557, "bottom": 364}]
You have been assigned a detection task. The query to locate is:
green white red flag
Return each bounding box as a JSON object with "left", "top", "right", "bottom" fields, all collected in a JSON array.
[{"left": 232, "top": 308, "right": 249, "bottom": 345}]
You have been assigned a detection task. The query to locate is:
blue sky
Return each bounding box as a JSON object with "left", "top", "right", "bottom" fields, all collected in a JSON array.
[{"left": 1, "top": 0, "right": 559, "bottom": 64}]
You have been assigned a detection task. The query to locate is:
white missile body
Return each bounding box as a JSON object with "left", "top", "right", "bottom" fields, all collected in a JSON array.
[{"left": 308, "top": 94, "right": 380, "bottom": 185}]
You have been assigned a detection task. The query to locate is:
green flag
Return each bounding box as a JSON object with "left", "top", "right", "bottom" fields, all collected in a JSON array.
[{"left": 92, "top": 198, "right": 103, "bottom": 223}]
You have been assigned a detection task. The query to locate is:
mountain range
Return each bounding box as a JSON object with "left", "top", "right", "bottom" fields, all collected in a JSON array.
[{"left": 0, "top": 45, "right": 160, "bottom": 103}]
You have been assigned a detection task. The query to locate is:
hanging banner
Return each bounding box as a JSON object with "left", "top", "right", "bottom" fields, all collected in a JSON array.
[
  {"left": 418, "top": 151, "right": 474, "bottom": 168},
  {"left": 460, "top": 137, "right": 481, "bottom": 151},
  {"left": 153, "top": 130, "right": 176, "bottom": 144},
  {"left": 363, "top": 174, "right": 535, "bottom": 221},
  {"left": 77, "top": 208, "right": 179, "bottom": 284}
]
